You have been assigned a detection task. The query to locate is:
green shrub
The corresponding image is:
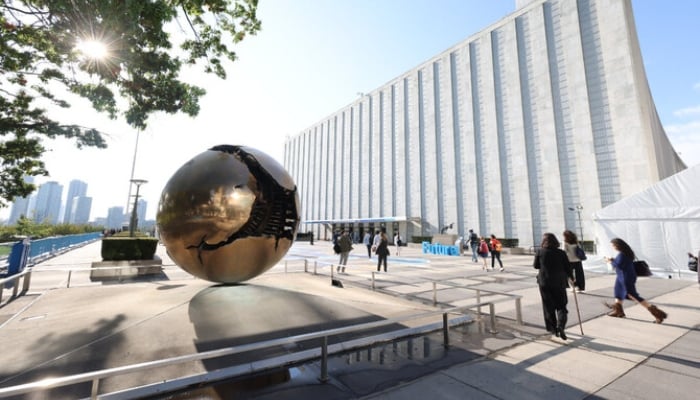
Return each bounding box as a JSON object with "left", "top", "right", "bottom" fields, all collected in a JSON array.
[
  {"left": 411, "top": 235, "right": 433, "bottom": 244},
  {"left": 499, "top": 238, "right": 519, "bottom": 248},
  {"left": 581, "top": 240, "right": 595, "bottom": 253},
  {"left": 101, "top": 237, "right": 158, "bottom": 261}
]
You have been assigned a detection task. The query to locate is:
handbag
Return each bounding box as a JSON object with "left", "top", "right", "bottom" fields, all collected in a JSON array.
[
  {"left": 575, "top": 246, "right": 587, "bottom": 261},
  {"left": 633, "top": 260, "right": 652, "bottom": 277}
]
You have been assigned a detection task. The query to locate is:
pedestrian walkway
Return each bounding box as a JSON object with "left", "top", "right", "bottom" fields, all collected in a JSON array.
[{"left": 0, "top": 240, "right": 697, "bottom": 399}]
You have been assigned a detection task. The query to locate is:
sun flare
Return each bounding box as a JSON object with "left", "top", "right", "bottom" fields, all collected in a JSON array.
[{"left": 76, "top": 39, "right": 108, "bottom": 59}]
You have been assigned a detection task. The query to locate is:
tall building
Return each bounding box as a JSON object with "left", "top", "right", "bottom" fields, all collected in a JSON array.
[
  {"left": 69, "top": 196, "right": 93, "bottom": 224},
  {"left": 7, "top": 176, "right": 35, "bottom": 224},
  {"left": 107, "top": 206, "right": 125, "bottom": 230},
  {"left": 63, "top": 180, "right": 87, "bottom": 224},
  {"left": 33, "top": 181, "right": 63, "bottom": 224},
  {"left": 136, "top": 199, "right": 147, "bottom": 228},
  {"left": 283, "top": 0, "right": 684, "bottom": 248}
]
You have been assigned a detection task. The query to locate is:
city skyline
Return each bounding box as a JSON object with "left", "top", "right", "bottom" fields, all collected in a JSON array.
[
  {"left": 0, "top": 1, "right": 698, "bottom": 223},
  {"left": 5, "top": 177, "right": 149, "bottom": 227}
]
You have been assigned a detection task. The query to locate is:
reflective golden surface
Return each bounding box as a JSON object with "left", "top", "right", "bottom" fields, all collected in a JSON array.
[{"left": 156, "top": 145, "right": 300, "bottom": 283}]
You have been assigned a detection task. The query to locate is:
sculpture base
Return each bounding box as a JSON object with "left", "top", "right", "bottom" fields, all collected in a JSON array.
[{"left": 90, "top": 256, "right": 163, "bottom": 281}]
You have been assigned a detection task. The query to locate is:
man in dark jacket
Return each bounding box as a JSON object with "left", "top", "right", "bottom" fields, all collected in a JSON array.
[{"left": 337, "top": 231, "right": 353, "bottom": 273}]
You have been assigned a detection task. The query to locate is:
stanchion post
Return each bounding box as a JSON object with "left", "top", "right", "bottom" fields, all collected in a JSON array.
[
  {"left": 442, "top": 313, "right": 449, "bottom": 348},
  {"left": 476, "top": 289, "right": 482, "bottom": 317},
  {"left": 319, "top": 336, "right": 329, "bottom": 383},
  {"left": 489, "top": 303, "right": 497, "bottom": 333},
  {"left": 433, "top": 282, "right": 437, "bottom": 306},
  {"left": 22, "top": 269, "right": 32, "bottom": 293}
]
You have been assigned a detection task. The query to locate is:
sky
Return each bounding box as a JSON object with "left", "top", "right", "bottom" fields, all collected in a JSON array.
[{"left": 1, "top": 0, "right": 699, "bottom": 223}]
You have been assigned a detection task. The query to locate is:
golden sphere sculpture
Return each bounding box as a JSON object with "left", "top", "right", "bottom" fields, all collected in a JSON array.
[{"left": 156, "top": 145, "right": 300, "bottom": 283}]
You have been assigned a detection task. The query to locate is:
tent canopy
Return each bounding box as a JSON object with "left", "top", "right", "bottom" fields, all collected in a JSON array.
[{"left": 593, "top": 163, "right": 700, "bottom": 275}]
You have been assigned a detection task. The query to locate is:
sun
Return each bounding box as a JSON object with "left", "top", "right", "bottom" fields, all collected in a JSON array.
[{"left": 76, "top": 39, "right": 108, "bottom": 59}]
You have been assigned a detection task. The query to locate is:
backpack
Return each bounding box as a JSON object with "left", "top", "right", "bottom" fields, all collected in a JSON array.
[
  {"left": 575, "top": 246, "right": 587, "bottom": 261},
  {"left": 479, "top": 241, "right": 488, "bottom": 254}
]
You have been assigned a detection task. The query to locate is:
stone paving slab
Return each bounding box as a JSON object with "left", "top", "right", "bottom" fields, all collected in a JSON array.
[{"left": 1, "top": 240, "right": 699, "bottom": 399}]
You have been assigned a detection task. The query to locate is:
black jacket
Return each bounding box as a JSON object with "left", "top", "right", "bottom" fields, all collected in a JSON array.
[{"left": 533, "top": 247, "right": 572, "bottom": 288}]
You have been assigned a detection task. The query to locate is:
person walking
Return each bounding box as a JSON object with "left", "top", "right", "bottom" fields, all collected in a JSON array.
[
  {"left": 533, "top": 232, "right": 573, "bottom": 340},
  {"left": 376, "top": 231, "right": 390, "bottom": 272},
  {"left": 336, "top": 230, "right": 353, "bottom": 273},
  {"left": 604, "top": 238, "right": 667, "bottom": 323},
  {"left": 363, "top": 231, "right": 372, "bottom": 258},
  {"left": 563, "top": 230, "right": 585, "bottom": 292},
  {"left": 372, "top": 230, "right": 382, "bottom": 254},
  {"left": 394, "top": 232, "right": 402, "bottom": 256},
  {"left": 469, "top": 229, "right": 479, "bottom": 263},
  {"left": 490, "top": 234, "right": 504, "bottom": 271},
  {"left": 478, "top": 237, "right": 490, "bottom": 270}
]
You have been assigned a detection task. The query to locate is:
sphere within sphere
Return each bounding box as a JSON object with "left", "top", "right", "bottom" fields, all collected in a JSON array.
[{"left": 156, "top": 145, "right": 300, "bottom": 283}]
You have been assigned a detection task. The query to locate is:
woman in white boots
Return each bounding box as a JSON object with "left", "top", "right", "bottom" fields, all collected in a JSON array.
[{"left": 605, "top": 238, "right": 667, "bottom": 323}]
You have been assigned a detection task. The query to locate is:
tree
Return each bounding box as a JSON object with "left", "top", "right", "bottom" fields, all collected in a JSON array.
[{"left": 0, "top": 0, "right": 260, "bottom": 207}]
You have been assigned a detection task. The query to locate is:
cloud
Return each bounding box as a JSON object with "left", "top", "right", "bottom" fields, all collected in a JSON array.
[
  {"left": 673, "top": 105, "right": 700, "bottom": 118},
  {"left": 694, "top": 82, "right": 700, "bottom": 91},
  {"left": 665, "top": 120, "right": 700, "bottom": 167}
]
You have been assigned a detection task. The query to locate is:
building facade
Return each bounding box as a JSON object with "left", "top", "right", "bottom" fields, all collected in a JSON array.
[
  {"left": 33, "top": 181, "right": 63, "bottom": 224},
  {"left": 283, "top": 0, "right": 685, "bottom": 248},
  {"left": 7, "top": 176, "right": 34, "bottom": 224},
  {"left": 69, "top": 196, "right": 92, "bottom": 224},
  {"left": 63, "top": 180, "right": 88, "bottom": 224}
]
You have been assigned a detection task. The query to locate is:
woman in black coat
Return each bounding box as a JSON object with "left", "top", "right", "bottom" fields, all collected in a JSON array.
[
  {"left": 376, "top": 232, "right": 390, "bottom": 272},
  {"left": 533, "top": 232, "right": 574, "bottom": 340}
]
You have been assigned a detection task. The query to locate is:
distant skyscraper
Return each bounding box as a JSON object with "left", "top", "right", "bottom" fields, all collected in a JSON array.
[
  {"left": 107, "top": 206, "right": 125, "bottom": 230},
  {"left": 8, "top": 176, "right": 35, "bottom": 225},
  {"left": 34, "top": 181, "right": 63, "bottom": 224},
  {"left": 70, "top": 196, "right": 92, "bottom": 224},
  {"left": 136, "top": 199, "right": 147, "bottom": 227},
  {"left": 63, "top": 180, "right": 88, "bottom": 223}
]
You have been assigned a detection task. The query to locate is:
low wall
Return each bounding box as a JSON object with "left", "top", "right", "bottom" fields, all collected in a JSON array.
[{"left": 90, "top": 256, "right": 163, "bottom": 281}]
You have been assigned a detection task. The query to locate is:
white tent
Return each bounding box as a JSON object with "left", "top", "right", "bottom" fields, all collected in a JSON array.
[{"left": 592, "top": 163, "right": 700, "bottom": 277}]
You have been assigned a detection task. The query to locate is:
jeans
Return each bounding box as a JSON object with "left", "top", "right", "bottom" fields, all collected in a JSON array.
[
  {"left": 339, "top": 252, "right": 349, "bottom": 266},
  {"left": 470, "top": 243, "right": 479, "bottom": 261}
]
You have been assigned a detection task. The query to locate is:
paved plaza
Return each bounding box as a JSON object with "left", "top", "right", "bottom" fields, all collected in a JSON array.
[{"left": 0, "top": 240, "right": 698, "bottom": 399}]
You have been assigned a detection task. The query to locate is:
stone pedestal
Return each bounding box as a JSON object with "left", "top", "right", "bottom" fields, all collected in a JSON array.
[
  {"left": 90, "top": 256, "right": 163, "bottom": 281},
  {"left": 432, "top": 234, "right": 458, "bottom": 246}
]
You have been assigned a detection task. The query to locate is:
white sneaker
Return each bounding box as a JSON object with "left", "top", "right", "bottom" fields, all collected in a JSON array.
[{"left": 500, "top": 268, "right": 504, "bottom": 272}]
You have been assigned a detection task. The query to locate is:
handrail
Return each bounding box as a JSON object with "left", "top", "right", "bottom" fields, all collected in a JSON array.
[
  {"left": 0, "top": 267, "right": 33, "bottom": 304},
  {"left": 0, "top": 257, "right": 524, "bottom": 398},
  {"left": 0, "top": 292, "right": 521, "bottom": 399}
]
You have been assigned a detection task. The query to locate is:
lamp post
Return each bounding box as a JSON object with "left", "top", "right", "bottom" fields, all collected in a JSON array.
[
  {"left": 568, "top": 204, "right": 584, "bottom": 243},
  {"left": 129, "top": 179, "right": 147, "bottom": 237},
  {"left": 126, "top": 129, "right": 141, "bottom": 211}
]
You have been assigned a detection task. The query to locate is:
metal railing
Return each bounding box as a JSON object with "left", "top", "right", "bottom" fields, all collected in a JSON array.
[
  {"left": 0, "top": 267, "right": 32, "bottom": 304},
  {"left": 0, "top": 291, "right": 522, "bottom": 399},
  {"left": 0, "top": 257, "right": 524, "bottom": 399}
]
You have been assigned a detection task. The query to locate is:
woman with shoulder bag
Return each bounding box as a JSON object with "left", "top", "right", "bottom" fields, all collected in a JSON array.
[
  {"left": 604, "top": 238, "right": 667, "bottom": 323},
  {"left": 563, "top": 230, "right": 585, "bottom": 292}
]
